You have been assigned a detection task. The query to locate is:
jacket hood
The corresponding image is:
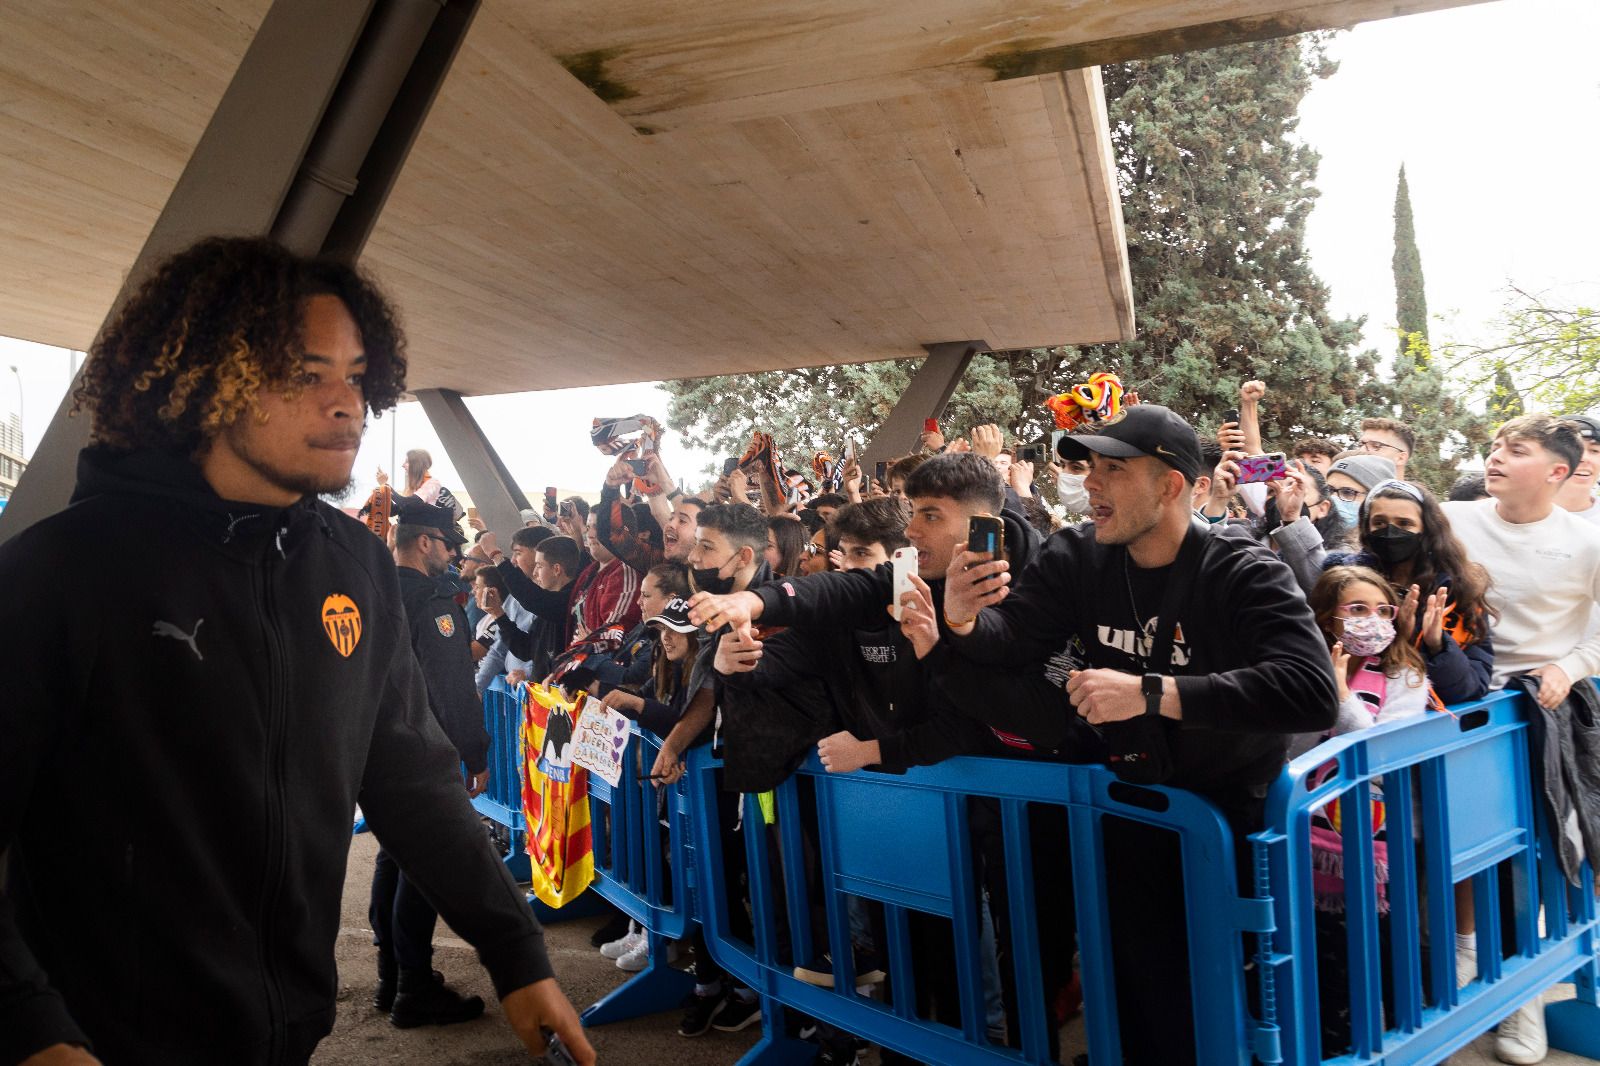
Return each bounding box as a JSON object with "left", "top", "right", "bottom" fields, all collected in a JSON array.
[
  {"left": 1000, "top": 506, "right": 1042, "bottom": 572},
  {"left": 71, "top": 445, "right": 333, "bottom": 557}
]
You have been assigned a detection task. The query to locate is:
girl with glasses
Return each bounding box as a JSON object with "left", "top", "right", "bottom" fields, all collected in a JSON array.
[
  {"left": 1323, "top": 478, "right": 1495, "bottom": 705},
  {"left": 1294, "top": 564, "right": 1436, "bottom": 1055}
]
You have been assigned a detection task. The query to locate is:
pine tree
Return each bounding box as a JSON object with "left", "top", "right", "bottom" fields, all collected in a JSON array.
[
  {"left": 661, "top": 35, "right": 1387, "bottom": 464},
  {"left": 1392, "top": 165, "right": 1429, "bottom": 350}
]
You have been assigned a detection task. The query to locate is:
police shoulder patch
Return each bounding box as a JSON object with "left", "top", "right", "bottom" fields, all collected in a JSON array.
[{"left": 435, "top": 614, "right": 455, "bottom": 637}]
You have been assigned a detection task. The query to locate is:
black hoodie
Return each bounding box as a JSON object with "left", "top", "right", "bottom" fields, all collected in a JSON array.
[
  {"left": 950, "top": 520, "right": 1338, "bottom": 823},
  {"left": 0, "top": 448, "right": 551, "bottom": 1065},
  {"left": 740, "top": 509, "right": 1044, "bottom": 769}
]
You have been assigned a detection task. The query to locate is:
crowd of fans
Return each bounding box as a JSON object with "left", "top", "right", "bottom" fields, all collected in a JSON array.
[{"left": 397, "top": 379, "right": 1600, "bottom": 1066}]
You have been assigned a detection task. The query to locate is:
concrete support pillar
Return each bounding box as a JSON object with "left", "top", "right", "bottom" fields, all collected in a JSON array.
[
  {"left": 0, "top": 0, "right": 479, "bottom": 545},
  {"left": 413, "top": 389, "right": 530, "bottom": 540},
  {"left": 862, "top": 340, "right": 986, "bottom": 473}
]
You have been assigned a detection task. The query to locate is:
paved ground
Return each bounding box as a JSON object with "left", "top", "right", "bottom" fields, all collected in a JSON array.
[{"left": 314, "top": 832, "right": 1596, "bottom": 1064}]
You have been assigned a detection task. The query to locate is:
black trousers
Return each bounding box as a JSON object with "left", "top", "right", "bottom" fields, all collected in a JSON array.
[{"left": 370, "top": 847, "right": 439, "bottom": 977}]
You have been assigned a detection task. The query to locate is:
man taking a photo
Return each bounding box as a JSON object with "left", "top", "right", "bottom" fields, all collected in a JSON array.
[{"left": 940, "top": 404, "right": 1337, "bottom": 1066}]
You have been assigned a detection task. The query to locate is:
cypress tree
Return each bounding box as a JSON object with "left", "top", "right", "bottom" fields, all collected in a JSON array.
[{"left": 1392, "top": 164, "right": 1429, "bottom": 350}]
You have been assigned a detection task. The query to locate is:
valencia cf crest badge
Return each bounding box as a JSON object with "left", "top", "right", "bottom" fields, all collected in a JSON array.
[
  {"left": 435, "top": 614, "right": 455, "bottom": 638},
  {"left": 321, "top": 594, "right": 362, "bottom": 658}
]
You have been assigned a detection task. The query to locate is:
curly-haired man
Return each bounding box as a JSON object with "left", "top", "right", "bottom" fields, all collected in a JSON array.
[{"left": 0, "top": 237, "right": 592, "bottom": 1065}]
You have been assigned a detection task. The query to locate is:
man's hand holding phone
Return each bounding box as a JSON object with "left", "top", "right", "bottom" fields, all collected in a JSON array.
[
  {"left": 942, "top": 549, "right": 1010, "bottom": 634},
  {"left": 892, "top": 572, "right": 941, "bottom": 659},
  {"left": 605, "top": 449, "right": 636, "bottom": 487},
  {"left": 687, "top": 590, "right": 764, "bottom": 636},
  {"left": 714, "top": 628, "right": 765, "bottom": 675}
]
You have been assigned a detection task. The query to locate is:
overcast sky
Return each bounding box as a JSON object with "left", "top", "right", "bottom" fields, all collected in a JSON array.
[{"left": 4, "top": 0, "right": 1597, "bottom": 503}]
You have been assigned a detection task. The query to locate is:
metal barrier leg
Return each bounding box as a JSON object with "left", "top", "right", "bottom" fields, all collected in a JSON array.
[
  {"left": 582, "top": 930, "right": 697, "bottom": 1026},
  {"left": 1546, "top": 995, "right": 1600, "bottom": 1058},
  {"left": 1548, "top": 864, "right": 1600, "bottom": 1058},
  {"left": 527, "top": 888, "right": 607, "bottom": 924},
  {"left": 503, "top": 827, "right": 531, "bottom": 883}
]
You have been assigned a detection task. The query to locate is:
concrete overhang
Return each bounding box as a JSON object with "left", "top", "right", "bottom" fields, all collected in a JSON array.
[{"left": 0, "top": 0, "right": 1493, "bottom": 393}]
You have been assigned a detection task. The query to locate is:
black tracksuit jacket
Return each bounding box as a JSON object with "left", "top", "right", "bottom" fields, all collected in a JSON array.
[{"left": 0, "top": 448, "right": 551, "bottom": 1065}]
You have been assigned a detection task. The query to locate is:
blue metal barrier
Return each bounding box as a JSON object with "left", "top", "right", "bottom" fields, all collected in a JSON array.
[
  {"left": 1252, "top": 688, "right": 1600, "bottom": 1065},
  {"left": 471, "top": 678, "right": 532, "bottom": 880},
  {"left": 570, "top": 685, "right": 1600, "bottom": 1064},
  {"left": 581, "top": 722, "right": 698, "bottom": 1024},
  {"left": 686, "top": 748, "right": 1271, "bottom": 1066}
]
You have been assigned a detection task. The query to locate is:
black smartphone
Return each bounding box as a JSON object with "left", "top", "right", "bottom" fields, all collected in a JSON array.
[
  {"left": 625, "top": 457, "right": 650, "bottom": 475},
  {"left": 542, "top": 1027, "right": 579, "bottom": 1066},
  {"left": 1016, "top": 443, "right": 1045, "bottom": 465},
  {"left": 967, "top": 513, "right": 1004, "bottom": 559},
  {"left": 544, "top": 486, "right": 558, "bottom": 510},
  {"left": 874, "top": 460, "right": 889, "bottom": 486},
  {"left": 721, "top": 457, "right": 741, "bottom": 477},
  {"left": 1223, "top": 408, "right": 1239, "bottom": 426}
]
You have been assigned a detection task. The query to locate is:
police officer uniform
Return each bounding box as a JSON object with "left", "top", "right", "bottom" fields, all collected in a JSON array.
[{"left": 371, "top": 497, "right": 491, "bottom": 1026}]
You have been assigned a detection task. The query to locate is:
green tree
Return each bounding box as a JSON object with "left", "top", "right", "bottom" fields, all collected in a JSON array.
[
  {"left": 1385, "top": 331, "right": 1487, "bottom": 493},
  {"left": 662, "top": 34, "right": 1383, "bottom": 465},
  {"left": 1392, "top": 165, "right": 1429, "bottom": 349},
  {"left": 1488, "top": 364, "right": 1524, "bottom": 424},
  {"left": 1378, "top": 166, "right": 1487, "bottom": 493},
  {"left": 1453, "top": 287, "right": 1600, "bottom": 416}
]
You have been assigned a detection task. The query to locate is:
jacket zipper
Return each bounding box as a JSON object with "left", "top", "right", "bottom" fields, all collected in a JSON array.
[{"left": 256, "top": 551, "right": 290, "bottom": 1064}]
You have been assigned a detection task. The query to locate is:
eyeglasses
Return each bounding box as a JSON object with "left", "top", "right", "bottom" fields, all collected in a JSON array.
[
  {"left": 800, "top": 542, "right": 823, "bottom": 556},
  {"left": 1329, "top": 485, "right": 1365, "bottom": 503},
  {"left": 1358, "top": 438, "right": 1407, "bottom": 457},
  {"left": 1337, "top": 603, "right": 1397, "bottom": 620}
]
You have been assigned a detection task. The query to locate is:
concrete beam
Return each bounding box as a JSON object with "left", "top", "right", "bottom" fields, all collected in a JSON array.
[
  {"left": 0, "top": 0, "right": 478, "bottom": 546},
  {"left": 413, "top": 389, "right": 531, "bottom": 541},
  {"left": 862, "top": 341, "right": 984, "bottom": 474}
]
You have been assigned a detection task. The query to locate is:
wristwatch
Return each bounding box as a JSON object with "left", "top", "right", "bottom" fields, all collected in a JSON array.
[{"left": 1141, "top": 673, "right": 1164, "bottom": 717}]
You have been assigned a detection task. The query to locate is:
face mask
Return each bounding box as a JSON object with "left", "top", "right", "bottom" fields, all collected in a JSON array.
[
  {"left": 1056, "top": 473, "right": 1089, "bottom": 512},
  {"left": 1339, "top": 614, "right": 1396, "bottom": 657},
  {"left": 1332, "top": 497, "right": 1361, "bottom": 527},
  {"left": 691, "top": 552, "right": 741, "bottom": 596},
  {"left": 1367, "top": 524, "right": 1422, "bottom": 565}
]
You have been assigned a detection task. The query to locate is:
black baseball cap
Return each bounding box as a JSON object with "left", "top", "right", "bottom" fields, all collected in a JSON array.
[
  {"left": 645, "top": 597, "right": 698, "bottom": 634},
  {"left": 392, "top": 494, "right": 468, "bottom": 546},
  {"left": 1566, "top": 414, "right": 1600, "bottom": 443},
  {"left": 1056, "top": 404, "right": 1203, "bottom": 482}
]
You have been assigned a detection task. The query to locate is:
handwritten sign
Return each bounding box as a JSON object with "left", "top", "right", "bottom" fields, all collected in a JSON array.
[{"left": 569, "top": 695, "right": 630, "bottom": 787}]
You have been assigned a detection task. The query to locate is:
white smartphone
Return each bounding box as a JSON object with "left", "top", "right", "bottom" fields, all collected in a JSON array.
[{"left": 890, "top": 546, "right": 918, "bottom": 621}]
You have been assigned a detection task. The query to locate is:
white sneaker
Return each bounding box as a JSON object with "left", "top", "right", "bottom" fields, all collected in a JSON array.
[
  {"left": 600, "top": 925, "right": 643, "bottom": 960},
  {"left": 1495, "top": 997, "right": 1548, "bottom": 1064},
  {"left": 1455, "top": 931, "right": 1478, "bottom": 988},
  {"left": 615, "top": 938, "right": 651, "bottom": 972}
]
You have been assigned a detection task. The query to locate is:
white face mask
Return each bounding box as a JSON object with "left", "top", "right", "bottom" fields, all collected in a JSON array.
[{"left": 1057, "top": 473, "right": 1090, "bottom": 512}]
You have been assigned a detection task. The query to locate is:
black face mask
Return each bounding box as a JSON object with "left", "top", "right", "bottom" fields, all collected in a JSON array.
[
  {"left": 1367, "top": 524, "right": 1422, "bottom": 565},
  {"left": 691, "top": 552, "right": 741, "bottom": 596}
]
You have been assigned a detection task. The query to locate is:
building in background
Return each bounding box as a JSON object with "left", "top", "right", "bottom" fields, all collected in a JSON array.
[{"left": 0, "top": 412, "right": 24, "bottom": 504}]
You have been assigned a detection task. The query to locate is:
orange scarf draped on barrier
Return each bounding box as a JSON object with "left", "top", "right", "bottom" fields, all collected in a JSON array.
[{"left": 520, "top": 683, "right": 594, "bottom": 907}]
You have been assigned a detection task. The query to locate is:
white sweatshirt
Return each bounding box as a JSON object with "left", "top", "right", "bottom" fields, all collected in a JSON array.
[{"left": 1442, "top": 498, "right": 1600, "bottom": 688}]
